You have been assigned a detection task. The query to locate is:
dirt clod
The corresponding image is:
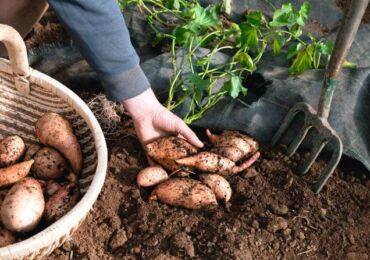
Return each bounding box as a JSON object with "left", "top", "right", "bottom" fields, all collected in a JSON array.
[
  {"left": 269, "top": 203, "right": 289, "bottom": 216},
  {"left": 267, "top": 217, "right": 288, "bottom": 233},
  {"left": 242, "top": 167, "right": 259, "bottom": 178},
  {"left": 109, "top": 229, "right": 128, "bottom": 250},
  {"left": 170, "top": 232, "right": 195, "bottom": 257}
]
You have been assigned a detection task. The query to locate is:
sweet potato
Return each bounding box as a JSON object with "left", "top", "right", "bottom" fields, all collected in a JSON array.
[
  {"left": 176, "top": 152, "right": 234, "bottom": 173},
  {"left": 0, "top": 136, "right": 26, "bottom": 167},
  {"left": 150, "top": 178, "right": 217, "bottom": 209},
  {"left": 35, "top": 113, "right": 82, "bottom": 174},
  {"left": 199, "top": 174, "right": 232, "bottom": 202},
  {"left": 46, "top": 180, "right": 61, "bottom": 197},
  {"left": 176, "top": 151, "right": 261, "bottom": 176},
  {"left": 23, "top": 144, "right": 41, "bottom": 161},
  {"left": 0, "top": 227, "right": 16, "bottom": 247},
  {"left": 1, "top": 177, "right": 45, "bottom": 232},
  {"left": 206, "top": 129, "right": 259, "bottom": 161},
  {"left": 210, "top": 146, "right": 244, "bottom": 162},
  {"left": 145, "top": 137, "right": 197, "bottom": 171},
  {"left": 44, "top": 183, "right": 80, "bottom": 223},
  {"left": 137, "top": 166, "right": 168, "bottom": 187},
  {"left": 0, "top": 160, "right": 34, "bottom": 187},
  {"left": 32, "top": 147, "right": 68, "bottom": 180}
]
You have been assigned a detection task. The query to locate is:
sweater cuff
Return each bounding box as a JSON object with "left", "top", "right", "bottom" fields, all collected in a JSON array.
[{"left": 101, "top": 64, "right": 151, "bottom": 102}]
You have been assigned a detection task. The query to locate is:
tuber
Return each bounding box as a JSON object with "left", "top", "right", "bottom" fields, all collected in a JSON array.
[
  {"left": 1, "top": 177, "right": 45, "bottom": 232},
  {"left": 206, "top": 129, "right": 259, "bottom": 162},
  {"left": 150, "top": 178, "right": 217, "bottom": 209},
  {"left": 199, "top": 174, "right": 232, "bottom": 202},
  {"left": 44, "top": 183, "right": 80, "bottom": 223},
  {"left": 32, "top": 147, "right": 68, "bottom": 180},
  {"left": 137, "top": 166, "right": 168, "bottom": 187},
  {"left": 176, "top": 151, "right": 260, "bottom": 176},
  {"left": 145, "top": 136, "right": 197, "bottom": 171},
  {"left": 0, "top": 136, "right": 26, "bottom": 167},
  {"left": 23, "top": 144, "right": 41, "bottom": 161},
  {"left": 0, "top": 160, "right": 34, "bottom": 187},
  {"left": 35, "top": 113, "right": 82, "bottom": 174},
  {"left": 0, "top": 227, "right": 16, "bottom": 247},
  {"left": 46, "top": 180, "right": 61, "bottom": 197}
]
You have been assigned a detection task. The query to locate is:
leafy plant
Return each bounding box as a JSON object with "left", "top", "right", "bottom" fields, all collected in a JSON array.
[{"left": 120, "top": 0, "right": 334, "bottom": 124}]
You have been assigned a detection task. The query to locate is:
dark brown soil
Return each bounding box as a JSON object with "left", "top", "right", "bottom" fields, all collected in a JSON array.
[
  {"left": 45, "top": 117, "right": 369, "bottom": 260},
  {"left": 24, "top": 4, "right": 370, "bottom": 260},
  {"left": 336, "top": 0, "right": 370, "bottom": 24},
  {"left": 25, "top": 10, "right": 69, "bottom": 49}
]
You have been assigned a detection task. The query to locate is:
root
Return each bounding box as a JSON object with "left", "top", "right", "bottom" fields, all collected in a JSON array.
[
  {"left": 86, "top": 94, "right": 129, "bottom": 140},
  {"left": 231, "top": 151, "right": 261, "bottom": 175}
]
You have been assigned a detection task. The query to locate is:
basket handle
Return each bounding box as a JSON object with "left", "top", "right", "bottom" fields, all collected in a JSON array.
[{"left": 0, "top": 24, "right": 30, "bottom": 94}]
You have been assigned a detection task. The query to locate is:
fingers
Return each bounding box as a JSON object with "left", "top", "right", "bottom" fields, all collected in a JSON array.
[{"left": 174, "top": 118, "right": 204, "bottom": 148}]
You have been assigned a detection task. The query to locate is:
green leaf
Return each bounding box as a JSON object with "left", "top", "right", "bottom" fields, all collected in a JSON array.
[
  {"left": 289, "top": 45, "right": 315, "bottom": 74},
  {"left": 246, "top": 11, "right": 265, "bottom": 27},
  {"left": 270, "top": 3, "right": 297, "bottom": 27},
  {"left": 174, "top": 27, "right": 193, "bottom": 45},
  {"left": 290, "top": 24, "right": 302, "bottom": 38},
  {"left": 185, "top": 3, "right": 220, "bottom": 32},
  {"left": 297, "top": 1, "right": 311, "bottom": 26},
  {"left": 117, "top": 0, "right": 128, "bottom": 9},
  {"left": 318, "top": 41, "right": 334, "bottom": 56},
  {"left": 239, "top": 23, "right": 258, "bottom": 49},
  {"left": 287, "top": 42, "right": 303, "bottom": 60},
  {"left": 182, "top": 74, "right": 210, "bottom": 106},
  {"left": 223, "top": 76, "right": 247, "bottom": 98},
  {"left": 187, "top": 74, "right": 209, "bottom": 92},
  {"left": 234, "top": 52, "right": 255, "bottom": 70},
  {"left": 166, "top": 0, "right": 180, "bottom": 10},
  {"left": 270, "top": 2, "right": 310, "bottom": 27},
  {"left": 273, "top": 32, "right": 285, "bottom": 55}
]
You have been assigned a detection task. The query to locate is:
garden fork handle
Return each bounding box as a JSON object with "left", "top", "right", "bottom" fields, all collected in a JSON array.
[{"left": 318, "top": 0, "right": 370, "bottom": 119}]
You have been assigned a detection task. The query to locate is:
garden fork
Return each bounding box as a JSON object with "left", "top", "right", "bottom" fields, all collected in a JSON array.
[{"left": 271, "top": 0, "right": 370, "bottom": 193}]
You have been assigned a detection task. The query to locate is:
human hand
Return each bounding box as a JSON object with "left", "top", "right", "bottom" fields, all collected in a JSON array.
[{"left": 122, "top": 88, "right": 203, "bottom": 148}]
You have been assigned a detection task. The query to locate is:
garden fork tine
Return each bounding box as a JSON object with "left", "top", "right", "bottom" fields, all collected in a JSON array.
[{"left": 271, "top": 0, "right": 370, "bottom": 193}]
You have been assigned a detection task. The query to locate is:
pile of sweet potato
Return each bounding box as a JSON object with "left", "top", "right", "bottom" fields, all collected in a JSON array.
[
  {"left": 0, "top": 113, "right": 82, "bottom": 247},
  {"left": 137, "top": 130, "right": 260, "bottom": 209}
]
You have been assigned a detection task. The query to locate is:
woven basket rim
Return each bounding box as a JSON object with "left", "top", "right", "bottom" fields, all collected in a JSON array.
[{"left": 0, "top": 58, "right": 108, "bottom": 259}]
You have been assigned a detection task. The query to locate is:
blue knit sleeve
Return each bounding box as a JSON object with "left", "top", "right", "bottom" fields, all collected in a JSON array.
[{"left": 48, "top": 0, "right": 150, "bottom": 101}]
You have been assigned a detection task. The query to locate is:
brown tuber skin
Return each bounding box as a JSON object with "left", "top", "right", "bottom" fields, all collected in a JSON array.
[
  {"left": 176, "top": 151, "right": 261, "bottom": 176},
  {"left": 206, "top": 129, "right": 259, "bottom": 162},
  {"left": 199, "top": 174, "right": 232, "bottom": 202},
  {"left": 0, "top": 136, "right": 26, "bottom": 167},
  {"left": 44, "top": 183, "right": 80, "bottom": 223},
  {"left": 137, "top": 166, "right": 168, "bottom": 187},
  {"left": 0, "top": 160, "right": 34, "bottom": 187},
  {"left": 145, "top": 137, "right": 197, "bottom": 171},
  {"left": 46, "top": 180, "right": 62, "bottom": 197},
  {"left": 150, "top": 178, "right": 217, "bottom": 209},
  {"left": 35, "top": 113, "right": 82, "bottom": 174},
  {"left": 23, "top": 144, "right": 41, "bottom": 161},
  {"left": 0, "top": 227, "right": 16, "bottom": 247},
  {"left": 32, "top": 147, "right": 68, "bottom": 180},
  {"left": 1, "top": 177, "right": 45, "bottom": 233}
]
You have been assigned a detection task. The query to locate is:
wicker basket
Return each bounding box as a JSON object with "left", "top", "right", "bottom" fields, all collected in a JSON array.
[{"left": 0, "top": 24, "right": 108, "bottom": 259}]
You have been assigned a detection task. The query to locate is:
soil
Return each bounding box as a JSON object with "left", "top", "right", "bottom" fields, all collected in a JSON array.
[
  {"left": 25, "top": 11, "right": 69, "bottom": 49},
  {"left": 43, "top": 115, "right": 369, "bottom": 259},
  {"left": 21, "top": 3, "right": 370, "bottom": 260}
]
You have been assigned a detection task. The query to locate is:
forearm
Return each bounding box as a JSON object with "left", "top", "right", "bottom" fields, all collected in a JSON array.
[{"left": 48, "top": 0, "right": 150, "bottom": 101}]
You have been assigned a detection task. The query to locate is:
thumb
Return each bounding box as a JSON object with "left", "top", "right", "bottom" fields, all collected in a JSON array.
[{"left": 174, "top": 118, "right": 204, "bottom": 148}]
